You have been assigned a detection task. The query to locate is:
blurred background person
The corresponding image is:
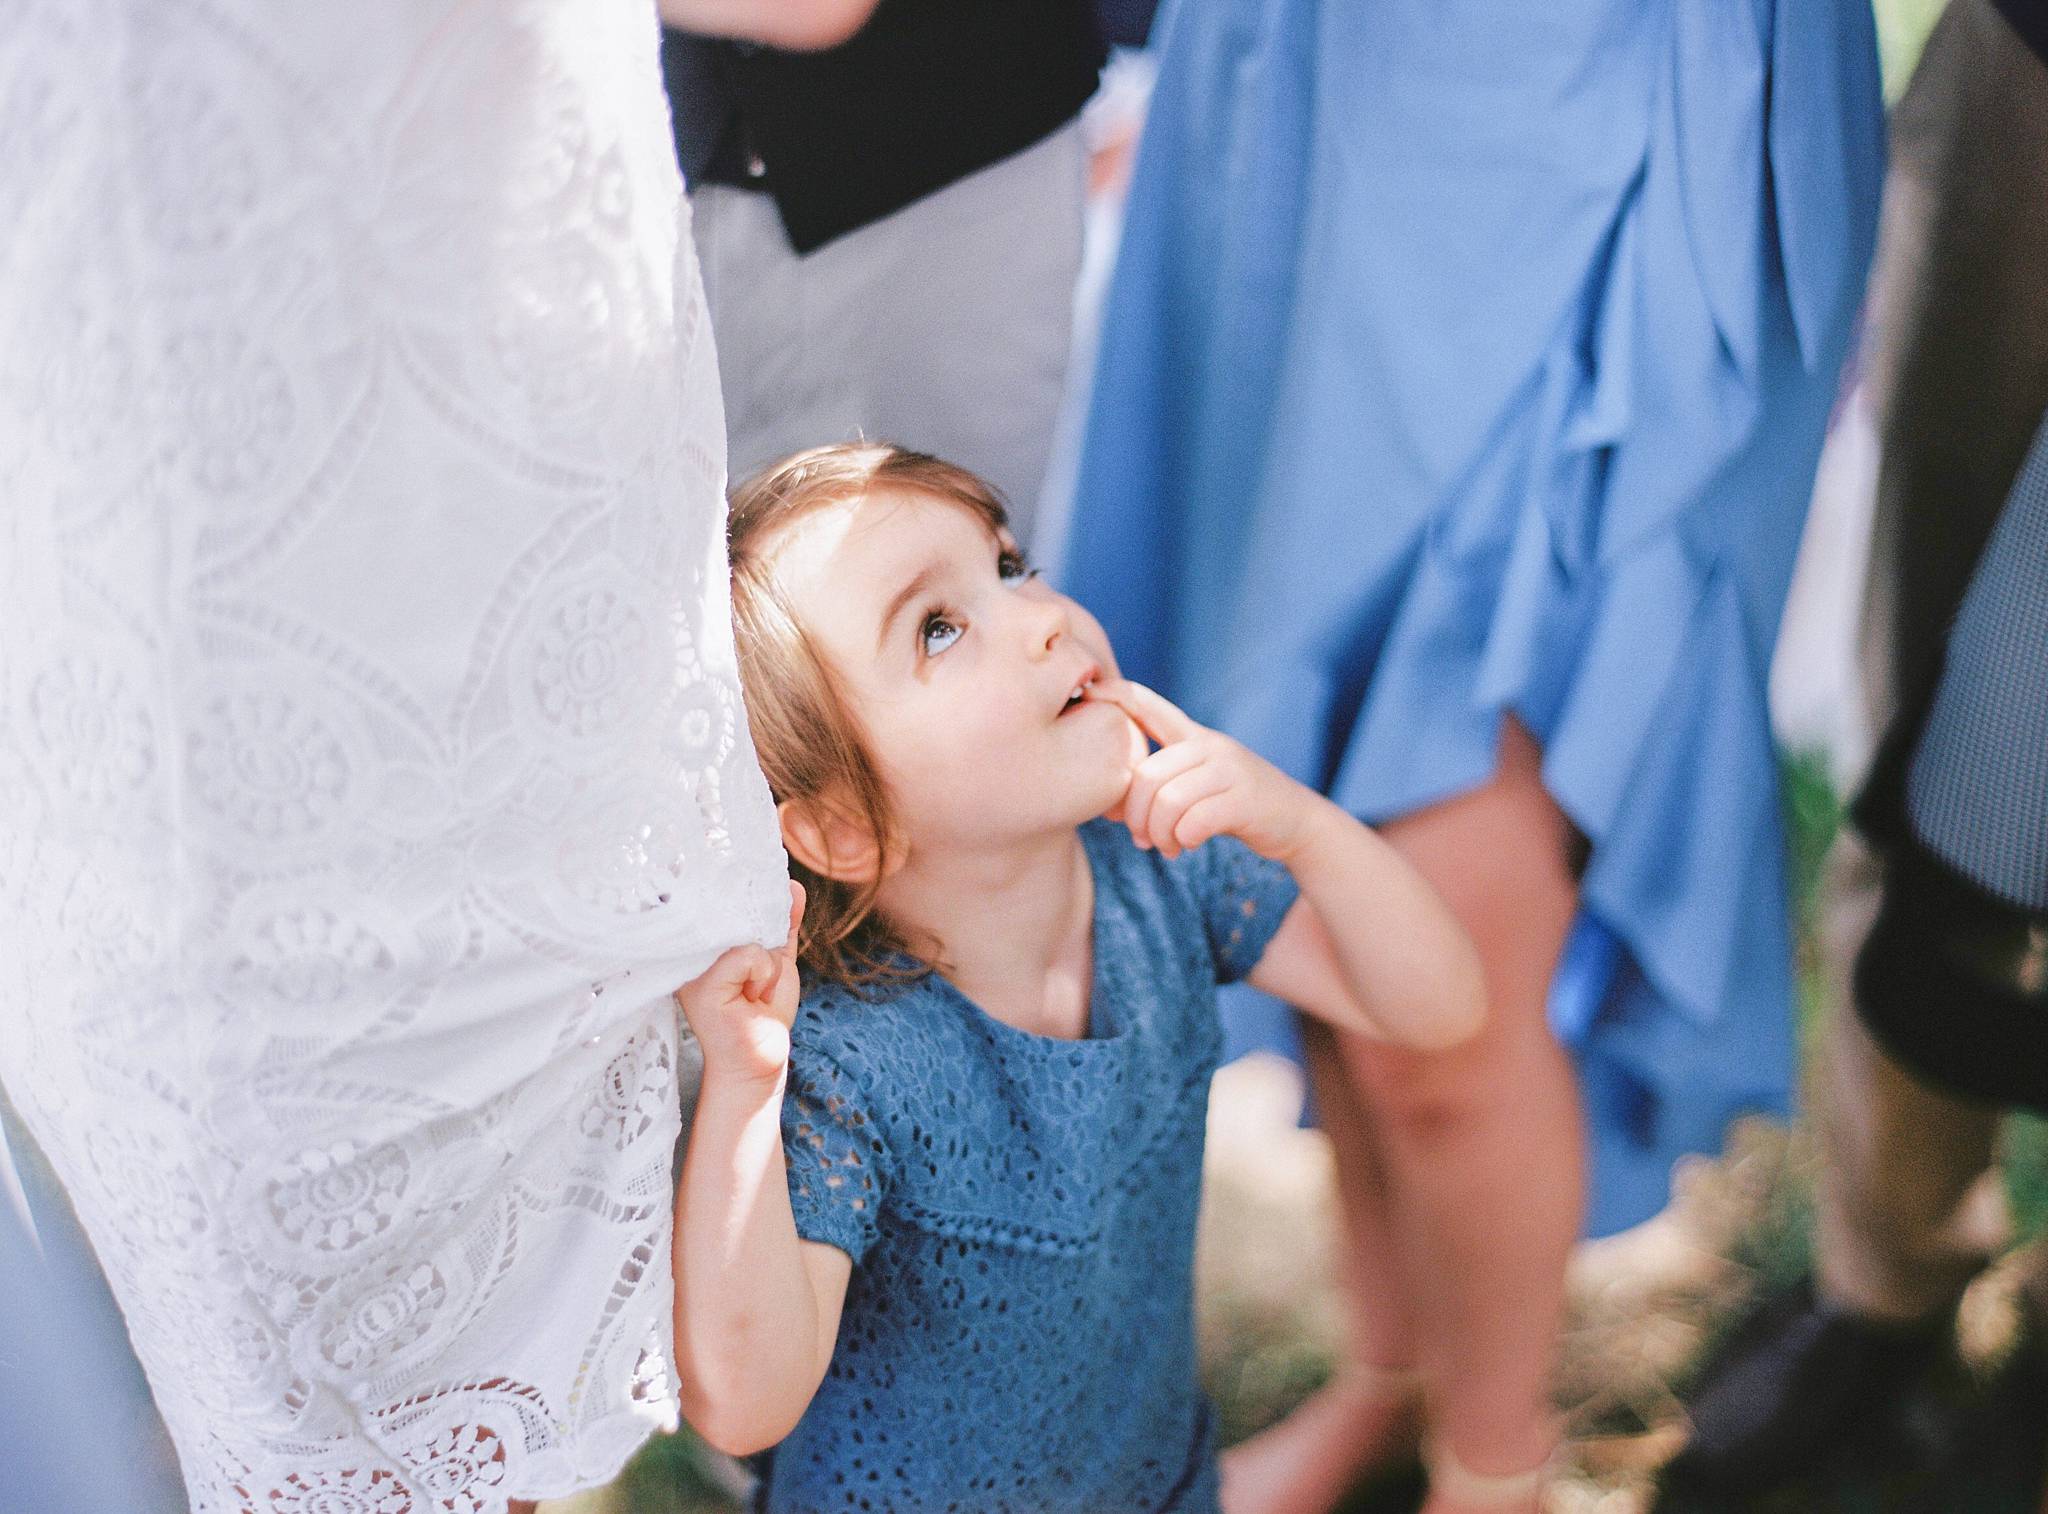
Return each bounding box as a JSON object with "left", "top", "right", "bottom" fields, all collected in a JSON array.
[
  {"left": 1057, "top": 2, "right": 1884, "bottom": 1510},
  {"left": 1669, "top": 0, "right": 2048, "bottom": 1500},
  {"left": 661, "top": 0, "right": 1140, "bottom": 543}
]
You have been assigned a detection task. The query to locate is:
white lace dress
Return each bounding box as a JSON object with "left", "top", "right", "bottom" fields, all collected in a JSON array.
[{"left": 0, "top": 2, "right": 789, "bottom": 1509}]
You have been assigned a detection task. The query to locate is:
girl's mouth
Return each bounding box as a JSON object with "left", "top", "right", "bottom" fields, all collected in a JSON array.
[{"left": 1059, "top": 672, "right": 1099, "bottom": 716}]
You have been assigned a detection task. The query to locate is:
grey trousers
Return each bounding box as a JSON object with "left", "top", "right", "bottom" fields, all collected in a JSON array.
[
  {"left": 692, "top": 120, "right": 1087, "bottom": 546},
  {"left": 1817, "top": 0, "right": 2048, "bottom": 1325}
]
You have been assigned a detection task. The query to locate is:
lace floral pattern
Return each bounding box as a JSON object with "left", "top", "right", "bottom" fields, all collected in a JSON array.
[{"left": 0, "top": 1, "right": 788, "bottom": 1508}]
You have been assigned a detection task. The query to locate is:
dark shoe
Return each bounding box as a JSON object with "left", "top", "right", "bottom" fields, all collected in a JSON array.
[
  {"left": 1897, "top": 1331, "right": 2048, "bottom": 1514},
  {"left": 1662, "top": 1279, "right": 1949, "bottom": 1496}
]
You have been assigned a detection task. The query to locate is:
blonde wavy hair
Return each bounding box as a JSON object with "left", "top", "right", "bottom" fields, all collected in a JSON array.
[{"left": 727, "top": 442, "right": 1011, "bottom": 991}]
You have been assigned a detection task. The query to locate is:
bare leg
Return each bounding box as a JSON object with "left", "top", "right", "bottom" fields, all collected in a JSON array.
[
  {"left": 1221, "top": 718, "right": 1581, "bottom": 1514},
  {"left": 1346, "top": 717, "right": 1583, "bottom": 1513},
  {"left": 1220, "top": 1023, "right": 1422, "bottom": 1514},
  {"left": 1813, "top": 981, "right": 2005, "bottom": 1325}
]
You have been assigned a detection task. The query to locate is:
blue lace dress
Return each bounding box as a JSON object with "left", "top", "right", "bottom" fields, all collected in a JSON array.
[{"left": 758, "top": 822, "right": 1300, "bottom": 1514}]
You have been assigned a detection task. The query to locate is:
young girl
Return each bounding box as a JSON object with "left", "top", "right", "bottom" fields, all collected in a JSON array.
[{"left": 671, "top": 444, "right": 1484, "bottom": 1514}]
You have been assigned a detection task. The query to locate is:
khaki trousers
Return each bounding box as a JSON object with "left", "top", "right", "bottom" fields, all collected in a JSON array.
[{"left": 691, "top": 119, "right": 1087, "bottom": 545}]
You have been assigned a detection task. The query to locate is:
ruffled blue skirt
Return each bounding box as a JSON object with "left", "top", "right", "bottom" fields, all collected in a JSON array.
[{"left": 1060, "top": 0, "right": 1883, "bottom": 1234}]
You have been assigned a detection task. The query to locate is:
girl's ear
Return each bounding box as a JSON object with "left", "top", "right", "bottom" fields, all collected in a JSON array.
[{"left": 778, "top": 797, "right": 898, "bottom": 884}]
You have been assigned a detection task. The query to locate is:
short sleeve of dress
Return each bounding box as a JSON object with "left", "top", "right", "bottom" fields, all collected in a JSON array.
[
  {"left": 783, "top": 1046, "right": 893, "bottom": 1263},
  {"left": 1170, "top": 835, "right": 1302, "bottom": 985}
]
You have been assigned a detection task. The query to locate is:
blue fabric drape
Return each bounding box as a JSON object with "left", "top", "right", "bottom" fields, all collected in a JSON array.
[{"left": 1061, "top": 0, "right": 1883, "bottom": 1234}]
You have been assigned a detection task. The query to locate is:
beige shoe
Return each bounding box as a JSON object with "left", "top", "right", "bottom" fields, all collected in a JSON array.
[{"left": 1421, "top": 1431, "right": 1557, "bottom": 1508}]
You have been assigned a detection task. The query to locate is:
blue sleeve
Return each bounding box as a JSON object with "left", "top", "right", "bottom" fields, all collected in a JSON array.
[
  {"left": 781, "top": 1043, "right": 891, "bottom": 1263},
  {"left": 1168, "top": 834, "right": 1301, "bottom": 985}
]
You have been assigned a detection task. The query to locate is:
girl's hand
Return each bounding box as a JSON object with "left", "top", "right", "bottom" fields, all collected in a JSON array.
[
  {"left": 1085, "top": 678, "right": 1322, "bottom": 863},
  {"left": 675, "top": 881, "right": 806, "bottom": 1088}
]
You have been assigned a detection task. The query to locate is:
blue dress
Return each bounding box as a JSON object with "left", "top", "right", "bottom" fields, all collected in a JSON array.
[
  {"left": 763, "top": 824, "right": 1299, "bottom": 1513},
  {"left": 1059, "top": 0, "right": 1883, "bottom": 1235}
]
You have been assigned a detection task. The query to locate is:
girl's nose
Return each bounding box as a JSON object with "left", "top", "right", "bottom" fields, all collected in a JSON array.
[{"left": 1024, "top": 592, "right": 1070, "bottom": 659}]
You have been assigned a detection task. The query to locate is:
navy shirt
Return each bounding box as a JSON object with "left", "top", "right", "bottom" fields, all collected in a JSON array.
[
  {"left": 664, "top": 0, "right": 1105, "bottom": 253},
  {"left": 764, "top": 822, "right": 1300, "bottom": 1513}
]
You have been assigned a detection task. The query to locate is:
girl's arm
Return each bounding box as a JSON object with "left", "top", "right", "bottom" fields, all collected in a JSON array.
[
  {"left": 671, "top": 885, "right": 850, "bottom": 1457},
  {"left": 656, "top": 0, "right": 880, "bottom": 49},
  {"left": 1084, "top": 680, "right": 1485, "bottom": 1052},
  {"left": 1243, "top": 808, "right": 1484, "bottom": 1051}
]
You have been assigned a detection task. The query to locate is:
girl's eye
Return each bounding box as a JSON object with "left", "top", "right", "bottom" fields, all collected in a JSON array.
[
  {"left": 998, "top": 548, "right": 1038, "bottom": 586},
  {"left": 920, "top": 613, "right": 963, "bottom": 656}
]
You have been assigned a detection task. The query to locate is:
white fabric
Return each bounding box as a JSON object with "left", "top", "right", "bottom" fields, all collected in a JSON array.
[{"left": 0, "top": 2, "right": 788, "bottom": 1510}]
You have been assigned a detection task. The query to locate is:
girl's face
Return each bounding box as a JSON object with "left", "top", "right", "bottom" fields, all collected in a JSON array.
[{"left": 761, "top": 487, "right": 1140, "bottom": 857}]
